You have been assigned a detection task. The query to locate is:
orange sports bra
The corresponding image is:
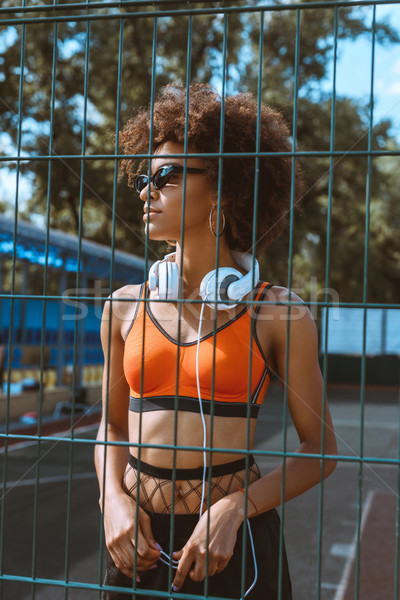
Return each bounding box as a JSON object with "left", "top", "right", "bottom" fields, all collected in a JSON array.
[{"left": 123, "top": 281, "right": 273, "bottom": 418}]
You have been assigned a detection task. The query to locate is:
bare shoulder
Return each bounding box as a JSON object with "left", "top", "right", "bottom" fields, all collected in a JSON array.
[
  {"left": 101, "top": 283, "right": 144, "bottom": 342},
  {"left": 257, "top": 284, "right": 318, "bottom": 347},
  {"left": 111, "top": 283, "right": 143, "bottom": 304}
]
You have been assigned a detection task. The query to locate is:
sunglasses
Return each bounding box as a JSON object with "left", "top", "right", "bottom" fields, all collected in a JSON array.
[{"left": 135, "top": 165, "right": 205, "bottom": 193}]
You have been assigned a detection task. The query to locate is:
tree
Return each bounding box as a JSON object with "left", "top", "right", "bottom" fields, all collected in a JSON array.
[
  {"left": 244, "top": 2, "right": 400, "bottom": 304},
  {"left": 0, "top": 0, "right": 399, "bottom": 302},
  {"left": 0, "top": 3, "right": 245, "bottom": 252}
]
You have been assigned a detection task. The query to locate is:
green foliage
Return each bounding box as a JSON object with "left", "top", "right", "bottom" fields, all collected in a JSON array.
[{"left": 0, "top": 0, "right": 399, "bottom": 303}]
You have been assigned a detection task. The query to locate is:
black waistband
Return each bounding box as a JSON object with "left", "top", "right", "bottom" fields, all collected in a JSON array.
[
  {"left": 128, "top": 453, "right": 255, "bottom": 480},
  {"left": 129, "top": 395, "right": 261, "bottom": 418}
]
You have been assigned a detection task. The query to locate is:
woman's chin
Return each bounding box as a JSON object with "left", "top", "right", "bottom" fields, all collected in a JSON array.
[{"left": 144, "top": 229, "right": 175, "bottom": 243}]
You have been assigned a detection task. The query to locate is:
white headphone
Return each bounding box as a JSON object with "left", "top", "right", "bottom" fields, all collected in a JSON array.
[{"left": 148, "top": 250, "right": 260, "bottom": 310}]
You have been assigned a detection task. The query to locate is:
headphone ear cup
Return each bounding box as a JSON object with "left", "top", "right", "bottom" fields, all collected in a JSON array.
[
  {"left": 168, "top": 262, "right": 179, "bottom": 300},
  {"left": 199, "top": 270, "right": 215, "bottom": 304},
  {"left": 158, "top": 261, "right": 167, "bottom": 299},
  {"left": 166, "top": 260, "right": 179, "bottom": 300},
  {"left": 158, "top": 260, "right": 179, "bottom": 300},
  {"left": 200, "top": 267, "right": 242, "bottom": 310},
  {"left": 148, "top": 259, "right": 160, "bottom": 292}
]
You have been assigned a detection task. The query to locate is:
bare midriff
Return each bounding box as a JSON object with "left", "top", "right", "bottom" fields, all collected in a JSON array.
[{"left": 123, "top": 411, "right": 260, "bottom": 514}]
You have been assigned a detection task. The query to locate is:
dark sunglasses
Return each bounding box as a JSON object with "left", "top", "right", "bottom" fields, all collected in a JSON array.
[{"left": 135, "top": 165, "right": 205, "bottom": 193}]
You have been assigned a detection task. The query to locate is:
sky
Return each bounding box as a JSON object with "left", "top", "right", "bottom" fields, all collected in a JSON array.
[
  {"left": 332, "top": 2, "right": 400, "bottom": 140},
  {"left": 1, "top": 1, "right": 400, "bottom": 215}
]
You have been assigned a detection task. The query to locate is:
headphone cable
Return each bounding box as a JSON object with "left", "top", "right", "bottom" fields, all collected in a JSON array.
[
  {"left": 195, "top": 301, "right": 258, "bottom": 598},
  {"left": 155, "top": 282, "right": 258, "bottom": 596}
]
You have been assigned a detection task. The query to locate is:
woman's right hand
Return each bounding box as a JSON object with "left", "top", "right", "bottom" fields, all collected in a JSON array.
[{"left": 102, "top": 491, "right": 160, "bottom": 579}]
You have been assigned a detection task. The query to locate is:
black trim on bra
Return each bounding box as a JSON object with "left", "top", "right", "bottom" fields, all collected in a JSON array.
[
  {"left": 123, "top": 282, "right": 145, "bottom": 343},
  {"left": 144, "top": 281, "right": 263, "bottom": 347},
  {"left": 252, "top": 282, "right": 274, "bottom": 371},
  {"left": 250, "top": 367, "right": 268, "bottom": 404},
  {"left": 128, "top": 453, "right": 255, "bottom": 480},
  {"left": 254, "top": 282, "right": 274, "bottom": 316},
  {"left": 129, "top": 395, "right": 260, "bottom": 418}
]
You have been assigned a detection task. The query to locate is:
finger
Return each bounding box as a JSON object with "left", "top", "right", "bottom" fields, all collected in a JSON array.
[
  {"left": 211, "top": 562, "right": 226, "bottom": 577},
  {"left": 114, "top": 540, "right": 156, "bottom": 575},
  {"left": 140, "top": 515, "right": 161, "bottom": 552},
  {"left": 134, "top": 528, "right": 161, "bottom": 562},
  {"left": 119, "top": 554, "right": 155, "bottom": 577},
  {"left": 109, "top": 546, "right": 136, "bottom": 579},
  {"left": 132, "top": 546, "right": 161, "bottom": 571},
  {"left": 172, "top": 549, "right": 193, "bottom": 591},
  {"left": 189, "top": 554, "right": 206, "bottom": 583}
]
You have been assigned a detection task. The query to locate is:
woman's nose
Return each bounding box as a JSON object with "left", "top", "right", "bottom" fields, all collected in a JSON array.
[
  {"left": 139, "top": 182, "right": 159, "bottom": 202},
  {"left": 139, "top": 185, "right": 149, "bottom": 202}
]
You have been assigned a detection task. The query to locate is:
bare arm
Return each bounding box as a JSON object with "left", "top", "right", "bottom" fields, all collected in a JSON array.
[
  {"left": 95, "top": 287, "right": 160, "bottom": 578},
  {"left": 95, "top": 292, "right": 130, "bottom": 505},
  {"left": 227, "top": 289, "right": 338, "bottom": 517}
]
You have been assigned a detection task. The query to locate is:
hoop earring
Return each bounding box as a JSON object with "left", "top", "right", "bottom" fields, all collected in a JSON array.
[
  {"left": 209, "top": 207, "right": 226, "bottom": 238},
  {"left": 166, "top": 240, "right": 177, "bottom": 246}
]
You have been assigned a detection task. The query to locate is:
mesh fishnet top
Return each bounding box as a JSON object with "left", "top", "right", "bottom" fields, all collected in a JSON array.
[{"left": 122, "top": 457, "right": 261, "bottom": 515}]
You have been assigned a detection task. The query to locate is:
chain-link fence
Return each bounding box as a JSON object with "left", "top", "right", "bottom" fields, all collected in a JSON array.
[{"left": 1, "top": 1, "right": 399, "bottom": 599}]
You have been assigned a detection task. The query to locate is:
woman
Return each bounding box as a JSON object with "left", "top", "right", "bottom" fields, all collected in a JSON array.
[{"left": 95, "top": 83, "right": 337, "bottom": 599}]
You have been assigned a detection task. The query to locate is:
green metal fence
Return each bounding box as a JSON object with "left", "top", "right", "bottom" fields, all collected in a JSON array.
[{"left": 1, "top": 1, "right": 400, "bottom": 599}]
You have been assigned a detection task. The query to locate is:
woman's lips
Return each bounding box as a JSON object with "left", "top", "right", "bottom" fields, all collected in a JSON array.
[{"left": 143, "top": 211, "right": 160, "bottom": 221}]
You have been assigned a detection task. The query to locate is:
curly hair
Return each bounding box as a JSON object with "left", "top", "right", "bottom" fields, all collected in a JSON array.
[{"left": 119, "top": 83, "right": 303, "bottom": 254}]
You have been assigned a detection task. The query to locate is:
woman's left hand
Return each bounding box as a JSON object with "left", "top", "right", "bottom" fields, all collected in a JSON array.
[{"left": 171, "top": 496, "right": 243, "bottom": 590}]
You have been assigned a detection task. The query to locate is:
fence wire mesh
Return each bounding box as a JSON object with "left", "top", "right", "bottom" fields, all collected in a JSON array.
[{"left": 0, "top": 1, "right": 399, "bottom": 599}]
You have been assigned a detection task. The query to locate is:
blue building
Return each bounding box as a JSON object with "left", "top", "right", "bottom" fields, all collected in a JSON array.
[
  {"left": 0, "top": 217, "right": 150, "bottom": 392},
  {"left": 320, "top": 307, "right": 400, "bottom": 386}
]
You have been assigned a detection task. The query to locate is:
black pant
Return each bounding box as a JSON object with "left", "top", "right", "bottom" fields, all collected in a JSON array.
[{"left": 101, "top": 509, "right": 292, "bottom": 600}]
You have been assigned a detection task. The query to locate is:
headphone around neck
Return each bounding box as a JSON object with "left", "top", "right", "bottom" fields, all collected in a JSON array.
[{"left": 148, "top": 250, "right": 260, "bottom": 310}]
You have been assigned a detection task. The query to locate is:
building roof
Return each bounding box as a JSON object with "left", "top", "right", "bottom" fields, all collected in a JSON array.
[{"left": 0, "top": 217, "right": 150, "bottom": 283}]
